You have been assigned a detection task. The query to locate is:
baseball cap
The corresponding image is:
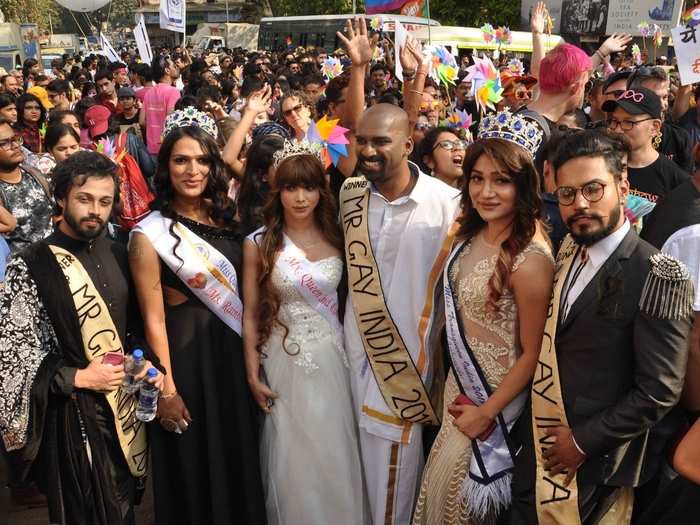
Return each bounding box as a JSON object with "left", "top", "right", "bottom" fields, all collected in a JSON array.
[
  {"left": 601, "top": 70, "right": 632, "bottom": 94},
  {"left": 601, "top": 87, "right": 662, "bottom": 119},
  {"left": 27, "top": 86, "right": 54, "bottom": 110},
  {"left": 117, "top": 86, "right": 136, "bottom": 98},
  {"left": 84, "top": 105, "right": 111, "bottom": 138}
]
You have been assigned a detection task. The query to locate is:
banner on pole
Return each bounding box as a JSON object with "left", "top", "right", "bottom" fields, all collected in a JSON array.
[
  {"left": 365, "top": 0, "right": 425, "bottom": 16},
  {"left": 394, "top": 20, "right": 408, "bottom": 82},
  {"left": 134, "top": 15, "right": 153, "bottom": 64},
  {"left": 160, "top": 0, "right": 186, "bottom": 33},
  {"left": 100, "top": 33, "right": 120, "bottom": 63}
]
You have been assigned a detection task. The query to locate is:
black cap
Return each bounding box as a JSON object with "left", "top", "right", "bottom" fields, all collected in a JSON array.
[
  {"left": 601, "top": 87, "right": 662, "bottom": 119},
  {"left": 602, "top": 70, "right": 632, "bottom": 94}
]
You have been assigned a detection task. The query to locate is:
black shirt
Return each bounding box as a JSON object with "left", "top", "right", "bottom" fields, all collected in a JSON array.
[
  {"left": 118, "top": 110, "right": 140, "bottom": 126},
  {"left": 661, "top": 120, "right": 694, "bottom": 173},
  {"left": 627, "top": 154, "right": 691, "bottom": 204},
  {"left": 641, "top": 178, "right": 700, "bottom": 249}
]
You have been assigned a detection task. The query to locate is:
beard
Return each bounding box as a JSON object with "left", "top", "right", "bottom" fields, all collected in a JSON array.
[
  {"left": 0, "top": 159, "right": 21, "bottom": 172},
  {"left": 356, "top": 155, "right": 387, "bottom": 183},
  {"left": 567, "top": 204, "right": 621, "bottom": 247},
  {"left": 63, "top": 206, "right": 107, "bottom": 240}
]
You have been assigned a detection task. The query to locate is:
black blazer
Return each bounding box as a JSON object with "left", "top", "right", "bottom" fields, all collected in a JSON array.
[{"left": 557, "top": 229, "right": 690, "bottom": 488}]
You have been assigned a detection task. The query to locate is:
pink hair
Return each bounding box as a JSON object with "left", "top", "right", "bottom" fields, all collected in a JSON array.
[{"left": 538, "top": 44, "right": 592, "bottom": 93}]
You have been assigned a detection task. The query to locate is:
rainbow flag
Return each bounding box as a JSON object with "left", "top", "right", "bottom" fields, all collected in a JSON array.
[{"left": 365, "top": 0, "right": 424, "bottom": 15}]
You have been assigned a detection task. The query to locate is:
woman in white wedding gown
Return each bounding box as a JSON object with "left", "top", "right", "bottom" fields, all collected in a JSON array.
[{"left": 242, "top": 147, "right": 367, "bottom": 525}]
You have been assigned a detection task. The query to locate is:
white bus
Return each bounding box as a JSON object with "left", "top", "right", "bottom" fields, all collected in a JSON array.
[{"left": 258, "top": 14, "right": 439, "bottom": 52}]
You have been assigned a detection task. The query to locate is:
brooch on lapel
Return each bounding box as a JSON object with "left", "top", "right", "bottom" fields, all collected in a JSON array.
[{"left": 597, "top": 274, "right": 624, "bottom": 318}]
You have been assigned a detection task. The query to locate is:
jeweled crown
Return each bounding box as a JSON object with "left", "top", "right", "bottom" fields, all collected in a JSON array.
[
  {"left": 477, "top": 108, "right": 544, "bottom": 157},
  {"left": 272, "top": 139, "right": 324, "bottom": 168},
  {"left": 163, "top": 106, "right": 218, "bottom": 140}
]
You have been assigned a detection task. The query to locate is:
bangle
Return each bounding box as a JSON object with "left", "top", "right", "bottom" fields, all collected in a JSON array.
[
  {"left": 403, "top": 70, "right": 416, "bottom": 81},
  {"left": 160, "top": 390, "right": 178, "bottom": 399},
  {"left": 410, "top": 89, "right": 424, "bottom": 95},
  {"left": 595, "top": 49, "right": 607, "bottom": 61}
]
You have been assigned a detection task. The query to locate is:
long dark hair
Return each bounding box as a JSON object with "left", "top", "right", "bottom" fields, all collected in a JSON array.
[
  {"left": 154, "top": 126, "right": 236, "bottom": 265},
  {"left": 44, "top": 122, "right": 80, "bottom": 151},
  {"left": 237, "top": 134, "right": 284, "bottom": 234},
  {"left": 458, "top": 138, "right": 543, "bottom": 312},
  {"left": 255, "top": 154, "right": 342, "bottom": 353},
  {"left": 16, "top": 93, "right": 46, "bottom": 128}
]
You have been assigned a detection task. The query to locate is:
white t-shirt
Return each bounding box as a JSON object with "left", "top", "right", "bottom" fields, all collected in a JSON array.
[{"left": 662, "top": 224, "right": 700, "bottom": 312}]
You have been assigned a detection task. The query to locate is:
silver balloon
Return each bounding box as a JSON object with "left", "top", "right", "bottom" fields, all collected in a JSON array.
[{"left": 55, "top": 0, "right": 110, "bottom": 12}]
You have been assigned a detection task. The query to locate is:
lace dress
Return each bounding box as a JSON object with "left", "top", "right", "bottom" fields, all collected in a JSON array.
[
  {"left": 260, "top": 250, "right": 367, "bottom": 525},
  {"left": 413, "top": 234, "right": 553, "bottom": 525}
]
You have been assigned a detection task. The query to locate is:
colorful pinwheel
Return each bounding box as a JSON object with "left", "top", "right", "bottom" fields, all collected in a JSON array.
[
  {"left": 446, "top": 109, "right": 473, "bottom": 130},
  {"left": 631, "top": 43, "right": 642, "bottom": 66},
  {"left": 370, "top": 16, "right": 383, "bottom": 32},
  {"left": 638, "top": 21, "right": 652, "bottom": 37},
  {"left": 507, "top": 58, "right": 524, "bottom": 76},
  {"left": 96, "top": 137, "right": 116, "bottom": 159},
  {"left": 682, "top": 5, "right": 700, "bottom": 28},
  {"left": 653, "top": 24, "right": 663, "bottom": 47},
  {"left": 425, "top": 45, "right": 458, "bottom": 87},
  {"left": 481, "top": 23, "right": 494, "bottom": 43},
  {"left": 546, "top": 14, "right": 554, "bottom": 35},
  {"left": 306, "top": 116, "right": 349, "bottom": 168},
  {"left": 625, "top": 194, "right": 656, "bottom": 226},
  {"left": 495, "top": 26, "right": 512, "bottom": 46},
  {"left": 321, "top": 57, "right": 344, "bottom": 81},
  {"left": 465, "top": 55, "right": 503, "bottom": 114}
]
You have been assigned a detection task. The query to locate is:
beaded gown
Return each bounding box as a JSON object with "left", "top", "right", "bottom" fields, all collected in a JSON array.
[
  {"left": 258, "top": 235, "right": 367, "bottom": 525},
  {"left": 413, "top": 234, "right": 553, "bottom": 525}
]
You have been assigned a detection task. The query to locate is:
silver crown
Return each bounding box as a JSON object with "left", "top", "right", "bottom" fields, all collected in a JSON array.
[
  {"left": 162, "top": 106, "right": 218, "bottom": 140},
  {"left": 477, "top": 108, "right": 544, "bottom": 157},
  {"left": 272, "top": 139, "right": 324, "bottom": 168}
]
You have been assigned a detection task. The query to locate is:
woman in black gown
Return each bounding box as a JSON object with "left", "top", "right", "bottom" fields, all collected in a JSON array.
[{"left": 129, "top": 121, "right": 265, "bottom": 524}]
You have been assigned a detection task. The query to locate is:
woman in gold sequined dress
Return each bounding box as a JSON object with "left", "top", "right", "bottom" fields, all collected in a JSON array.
[{"left": 414, "top": 138, "right": 554, "bottom": 525}]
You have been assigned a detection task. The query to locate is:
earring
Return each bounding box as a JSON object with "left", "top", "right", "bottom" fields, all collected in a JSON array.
[{"left": 652, "top": 131, "right": 662, "bottom": 150}]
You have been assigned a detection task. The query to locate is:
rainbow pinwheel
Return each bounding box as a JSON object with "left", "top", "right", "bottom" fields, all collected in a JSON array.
[
  {"left": 638, "top": 21, "right": 652, "bottom": 37},
  {"left": 625, "top": 194, "right": 656, "bottom": 226},
  {"left": 481, "top": 23, "right": 494, "bottom": 43},
  {"left": 465, "top": 55, "right": 503, "bottom": 114},
  {"left": 653, "top": 24, "right": 663, "bottom": 47},
  {"left": 370, "top": 16, "right": 383, "bottom": 32},
  {"left": 495, "top": 26, "right": 512, "bottom": 46},
  {"left": 373, "top": 45, "right": 385, "bottom": 62},
  {"left": 425, "top": 45, "right": 458, "bottom": 87},
  {"left": 38, "top": 122, "right": 47, "bottom": 140},
  {"left": 546, "top": 14, "right": 554, "bottom": 34},
  {"left": 682, "top": 5, "right": 700, "bottom": 28},
  {"left": 321, "top": 57, "right": 344, "bottom": 81},
  {"left": 631, "top": 43, "right": 642, "bottom": 65},
  {"left": 446, "top": 109, "right": 473, "bottom": 130},
  {"left": 96, "top": 137, "right": 116, "bottom": 159},
  {"left": 306, "top": 116, "right": 349, "bottom": 168},
  {"left": 507, "top": 58, "right": 524, "bottom": 76},
  {"left": 232, "top": 65, "right": 243, "bottom": 81}
]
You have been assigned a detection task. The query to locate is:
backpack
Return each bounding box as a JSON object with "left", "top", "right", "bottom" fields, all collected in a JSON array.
[{"left": 113, "top": 133, "right": 155, "bottom": 229}]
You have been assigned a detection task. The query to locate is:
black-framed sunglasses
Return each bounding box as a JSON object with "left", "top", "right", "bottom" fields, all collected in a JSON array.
[
  {"left": 283, "top": 103, "right": 305, "bottom": 117},
  {"left": 554, "top": 181, "right": 607, "bottom": 206}
]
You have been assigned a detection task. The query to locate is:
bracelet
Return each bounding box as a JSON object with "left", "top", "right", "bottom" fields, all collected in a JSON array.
[
  {"left": 403, "top": 71, "right": 416, "bottom": 81},
  {"left": 595, "top": 49, "right": 607, "bottom": 61},
  {"left": 160, "top": 390, "right": 178, "bottom": 399},
  {"left": 410, "top": 89, "right": 424, "bottom": 95}
]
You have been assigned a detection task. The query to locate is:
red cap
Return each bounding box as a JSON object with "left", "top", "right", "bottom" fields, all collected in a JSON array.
[{"left": 84, "top": 105, "right": 111, "bottom": 139}]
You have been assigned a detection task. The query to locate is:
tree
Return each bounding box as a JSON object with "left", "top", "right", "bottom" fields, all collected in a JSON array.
[{"left": 0, "top": 0, "right": 61, "bottom": 33}]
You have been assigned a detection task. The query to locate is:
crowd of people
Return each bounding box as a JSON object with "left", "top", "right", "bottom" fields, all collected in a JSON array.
[{"left": 0, "top": 3, "right": 699, "bottom": 524}]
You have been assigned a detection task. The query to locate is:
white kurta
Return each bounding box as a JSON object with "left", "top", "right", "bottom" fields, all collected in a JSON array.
[{"left": 344, "top": 168, "right": 460, "bottom": 524}]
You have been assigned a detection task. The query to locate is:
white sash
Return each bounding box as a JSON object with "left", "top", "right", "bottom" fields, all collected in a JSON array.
[
  {"left": 132, "top": 212, "right": 243, "bottom": 336},
  {"left": 276, "top": 234, "right": 344, "bottom": 342},
  {"left": 443, "top": 239, "right": 528, "bottom": 520}
]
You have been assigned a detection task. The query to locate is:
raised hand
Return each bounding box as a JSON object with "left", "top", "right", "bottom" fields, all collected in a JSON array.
[
  {"left": 246, "top": 84, "right": 272, "bottom": 115},
  {"left": 600, "top": 34, "right": 633, "bottom": 56},
  {"left": 531, "top": 1, "right": 548, "bottom": 34},
  {"left": 400, "top": 35, "right": 429, "bottom": 77},
  {"left": 336, "top": 17, "right": 378, "bottom": 67}
]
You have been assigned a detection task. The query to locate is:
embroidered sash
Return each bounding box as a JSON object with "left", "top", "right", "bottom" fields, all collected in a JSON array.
[
  {"left": 276, "top": 235, "right": 344, "bottom": 342},
  {"left": 340, "top": 176, "right": 438, "bottom": 426},
  {"left": 531, "top": 236, "right": 583, "bottom": 524},
  {"left": 443, "top": 239, "right": 527, "bottom": 520},
  {"left": 49, "top": 245, "right": 148, "bottom": 478},
  {"left": 133, "top": 212, "right": 243, "bottom": 336}
]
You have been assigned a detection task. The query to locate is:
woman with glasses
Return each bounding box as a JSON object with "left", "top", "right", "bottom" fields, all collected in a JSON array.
[
  {"left": 414, "top": 124, "right": 553, "bottom": 525},
  {"left": 603, "top": 87, "right": 690, "bottom": 211},
  {"left": 279, "top": 91, "right": 314, "bottom": 140},
  {"left": 418, "top": 127, "right": 470, "bottom": 188},
  {"left": 14, "top": 93, "right": 46, "bottom": 154}
]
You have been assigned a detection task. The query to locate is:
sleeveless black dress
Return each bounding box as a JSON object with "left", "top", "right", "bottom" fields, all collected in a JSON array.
[{"left": 149, "top": 217, "right": 266, "bottom": 525}]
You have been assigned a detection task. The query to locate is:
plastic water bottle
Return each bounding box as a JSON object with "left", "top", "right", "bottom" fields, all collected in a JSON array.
[
  {"left": 135, "top": 368, "right": 159, "bottom": 422},
  {"left": 122, "top": 349, "right": 146, "bottom": 394}
]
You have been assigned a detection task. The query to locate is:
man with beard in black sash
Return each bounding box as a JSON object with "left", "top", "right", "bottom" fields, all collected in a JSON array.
[
  {"left": 0, "top": 151, "right": 163, "bottom": 525},
  {"left": 507, "top": 130, "right": 693, "bottom": 525}
]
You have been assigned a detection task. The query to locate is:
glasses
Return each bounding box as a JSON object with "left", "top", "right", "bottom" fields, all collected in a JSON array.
[
  {"left": 283, "top": 103, "right": 305, "bottom": 117},
  {"left": 514, "top": 88, "right": 532, "bottom": 101},
  {"left": 554, "top": 181, "right": 607, "bottom": 206},
  {"left": 607, "top": 116, "right": 654, "bottom": 131},
  {"left": 434, "top": 139, "right": 469, "bottom": 151},
  {"left": 419, "top": 100, "right": 441, "bottom": 112},
  {"left": 0, "top": 135, "right": 23, "bottom": 150},
  {"left": 415, "top": 122, "right": 431, "bottom": 131}
]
